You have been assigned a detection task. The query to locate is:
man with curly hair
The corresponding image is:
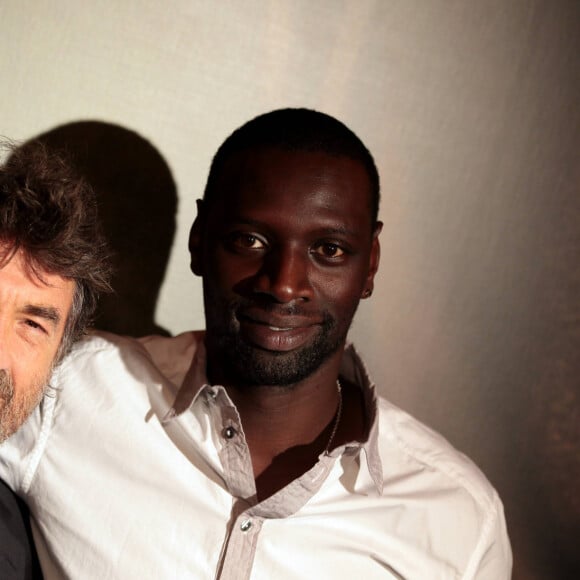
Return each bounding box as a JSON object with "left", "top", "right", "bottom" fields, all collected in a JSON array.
[{"left": 0, "top": 141, "right": 111, "bottom": 579}]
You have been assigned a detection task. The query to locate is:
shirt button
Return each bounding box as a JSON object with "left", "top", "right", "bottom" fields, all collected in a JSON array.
[
  {"left": 240, "top": 519, "right": 252, "bottom": 532},
  {"left": 223, "top": 426, "right": 237, "bottom": 439}
]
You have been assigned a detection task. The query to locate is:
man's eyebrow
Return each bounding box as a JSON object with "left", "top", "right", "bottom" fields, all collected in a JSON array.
[
  {"left": 230, "top": 219, "right": 361, "bottom": 238},
  {"left": 319, "top": 226, "right": 359, "bottom": 237},
  {"left": 21, "top": 304, "right": 62, "bottom": 328}
]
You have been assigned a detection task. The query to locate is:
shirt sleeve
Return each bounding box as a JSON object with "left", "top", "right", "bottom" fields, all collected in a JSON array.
[{"left": 464, "top": 492, "right": 513, "bottom": 579}]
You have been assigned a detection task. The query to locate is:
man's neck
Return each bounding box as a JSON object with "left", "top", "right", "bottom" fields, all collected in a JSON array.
[
  {"left": 230, "top": 375, "right": 339, "bottom": 462},
  {"left": 219, "top": 359, "right": 366, "bottom": 500}
]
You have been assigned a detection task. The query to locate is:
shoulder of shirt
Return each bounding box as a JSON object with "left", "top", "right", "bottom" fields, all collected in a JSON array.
[
  {"left": 61, "top": 329, "right": 146, "bottom": 357},
  {"left": 343, "top": 346, "right": 500, "bottom": 509},
  {"left": 54, "top": 330, "right": 147, "bottom": 376},
  {"left": 55, "top": 329, "right": 205, "bottom": 387},
  {"left": 375, "top": 394, "right": 501, "bottom": 512},
  {"left": 59, "top": 329, "right": 203, "bottom": 366}
]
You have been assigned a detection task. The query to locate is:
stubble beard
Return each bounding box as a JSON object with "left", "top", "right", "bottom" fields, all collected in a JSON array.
[
  {"left": 205, "top": 298, "right": 351, "bottom": 388},
  {"left": 0, "top": 369, "right": 47, "bottom": 443}
]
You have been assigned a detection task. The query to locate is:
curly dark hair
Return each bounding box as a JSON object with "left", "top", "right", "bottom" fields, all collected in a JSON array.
[{"left": 0, "top": 140, "right": 112, "bottom": 360}]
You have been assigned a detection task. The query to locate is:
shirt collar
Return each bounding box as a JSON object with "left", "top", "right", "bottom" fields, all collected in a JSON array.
[
  {"left": 336, "top": 342, "right": 384, "bottom": 494},
  {"left": 163, "top": 333, "right": 384, "bottom": 493}
]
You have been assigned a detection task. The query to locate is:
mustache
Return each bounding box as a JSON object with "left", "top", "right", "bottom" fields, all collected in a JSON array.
[
  {"left": 0, "top": 369, "right": 14, "bottom": 403},
  {"left": 233, "top": 297, "right": 316, "bottom": 318}
]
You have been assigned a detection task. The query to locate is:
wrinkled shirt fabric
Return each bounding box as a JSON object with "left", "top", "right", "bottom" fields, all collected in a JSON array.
[{"left": 0, "top": 331, "right": 511, "bottom": 579}]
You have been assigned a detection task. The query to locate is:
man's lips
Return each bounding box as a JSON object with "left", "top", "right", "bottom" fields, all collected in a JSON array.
[
  {"left": 236, "top": 311, "right": 321, "bottom": 352},
  {"left": 238, "top": 312, "right": 318, "bottom": 329}
]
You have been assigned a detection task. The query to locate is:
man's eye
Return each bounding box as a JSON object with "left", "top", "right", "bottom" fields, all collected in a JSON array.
[
  {"left": 24, "top": 319, "right": 47, "bottom": 334},
  {"left": 313, "top": 243, "right": 345, "bottom": 258},
  {"left": 230, "top": 233, "right": 266, "bottom": 250}
]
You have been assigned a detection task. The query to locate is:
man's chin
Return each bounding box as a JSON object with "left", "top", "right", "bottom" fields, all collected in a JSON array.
[
  {"left": 221, "top": 334, "right": 343, "bottom": 387},
  {"left": 0, "top": 410, "right": 20, "bottom": 444},
  {"left": 235, "top": 350, "right": 307, "bottom": 386},
  {"left": 0, "top": 383, "right": 48, "bottom": 444},
  {"left": 0, "top": 404, "right": 40, "bottom": 444}
]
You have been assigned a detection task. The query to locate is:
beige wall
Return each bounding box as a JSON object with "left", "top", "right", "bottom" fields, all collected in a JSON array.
[{"left": 1, "top": 1, "right": 578, "bottom": 577}]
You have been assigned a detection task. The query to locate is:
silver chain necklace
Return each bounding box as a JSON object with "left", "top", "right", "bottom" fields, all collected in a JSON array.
[{"left": 324, "top": 380, "right": 343, "bottom": 455}]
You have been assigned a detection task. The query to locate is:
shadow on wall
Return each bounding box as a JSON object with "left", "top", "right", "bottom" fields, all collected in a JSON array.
[{"left": 26, "top": 121, "right": 177, "bottom": 337}]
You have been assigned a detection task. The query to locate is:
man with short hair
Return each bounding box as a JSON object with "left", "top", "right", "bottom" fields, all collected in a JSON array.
[
  {"left": 0, "top": 142, "right": 111, "bottom": 579},
  {"left": 1, "top": 110, "right": 511, "bottom": 578}
]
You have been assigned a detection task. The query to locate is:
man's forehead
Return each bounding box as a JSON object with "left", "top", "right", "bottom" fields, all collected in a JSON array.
[
  {"left": 0, "top": 246, "right": 75, "bottom": 308},
  {"left": 0, "top": 247, "right": 57, "bottom": 288},
  {"left": 206, "top": 147, "right": 372, "bottom": 221},
  {"left": 213, "top": 147, "right": 372, "bottom": 200}
]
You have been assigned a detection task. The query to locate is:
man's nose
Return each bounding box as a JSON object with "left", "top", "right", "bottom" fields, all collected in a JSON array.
[{"left": 252, "top": 247, "right": 313, "bottom": 303}]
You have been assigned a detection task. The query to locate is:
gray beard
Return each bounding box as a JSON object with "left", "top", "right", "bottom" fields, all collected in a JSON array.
[
  {"left": 0, "top": 369, "right": 15, "bottom": 440},
  {"left": 0, "top": 369, "right": 46, "bottom": 443}
]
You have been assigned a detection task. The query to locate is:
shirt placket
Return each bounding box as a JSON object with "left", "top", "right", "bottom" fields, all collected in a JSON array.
[
  {"left": 202, "top": 382, "right": 376, "bottom": 580},
  {"left": 219, "top": 512, "right": 264, "bottom": 580},
  {"left": 206, "top": 388, "right": 261, "bottom": 579}
]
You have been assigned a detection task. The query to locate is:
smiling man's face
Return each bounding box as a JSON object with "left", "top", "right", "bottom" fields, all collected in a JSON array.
[
  {"left": 0, "top": 246, "right": 75, "bottom": 442},
  {"left": 191, "top": 148, "right": 381, "bottom": 387}
]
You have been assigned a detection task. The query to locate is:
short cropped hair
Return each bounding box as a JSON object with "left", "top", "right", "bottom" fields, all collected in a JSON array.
[
  {"left": 0, "top": 140, "right": 111, "bottom": 359},
  {"left": 204, "top": 108, "right": 380, "bottom": 224}
]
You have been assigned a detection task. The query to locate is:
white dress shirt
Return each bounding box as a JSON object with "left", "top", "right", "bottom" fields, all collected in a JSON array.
[{"left": 0, "top": 331, "right": 511, "bottom": 579}]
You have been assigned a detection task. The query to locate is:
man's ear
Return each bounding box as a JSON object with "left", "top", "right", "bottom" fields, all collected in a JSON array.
[
  {"left": 189, "top": 199, "right": 205, "bottom": 276},
  {"left": 362, "top": 221, "right": 382, "bottom": 298}
]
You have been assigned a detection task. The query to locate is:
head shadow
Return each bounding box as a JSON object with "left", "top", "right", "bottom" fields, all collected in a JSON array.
[{"left": 25, "top": 121, "right": 177, "bottom": 336}]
